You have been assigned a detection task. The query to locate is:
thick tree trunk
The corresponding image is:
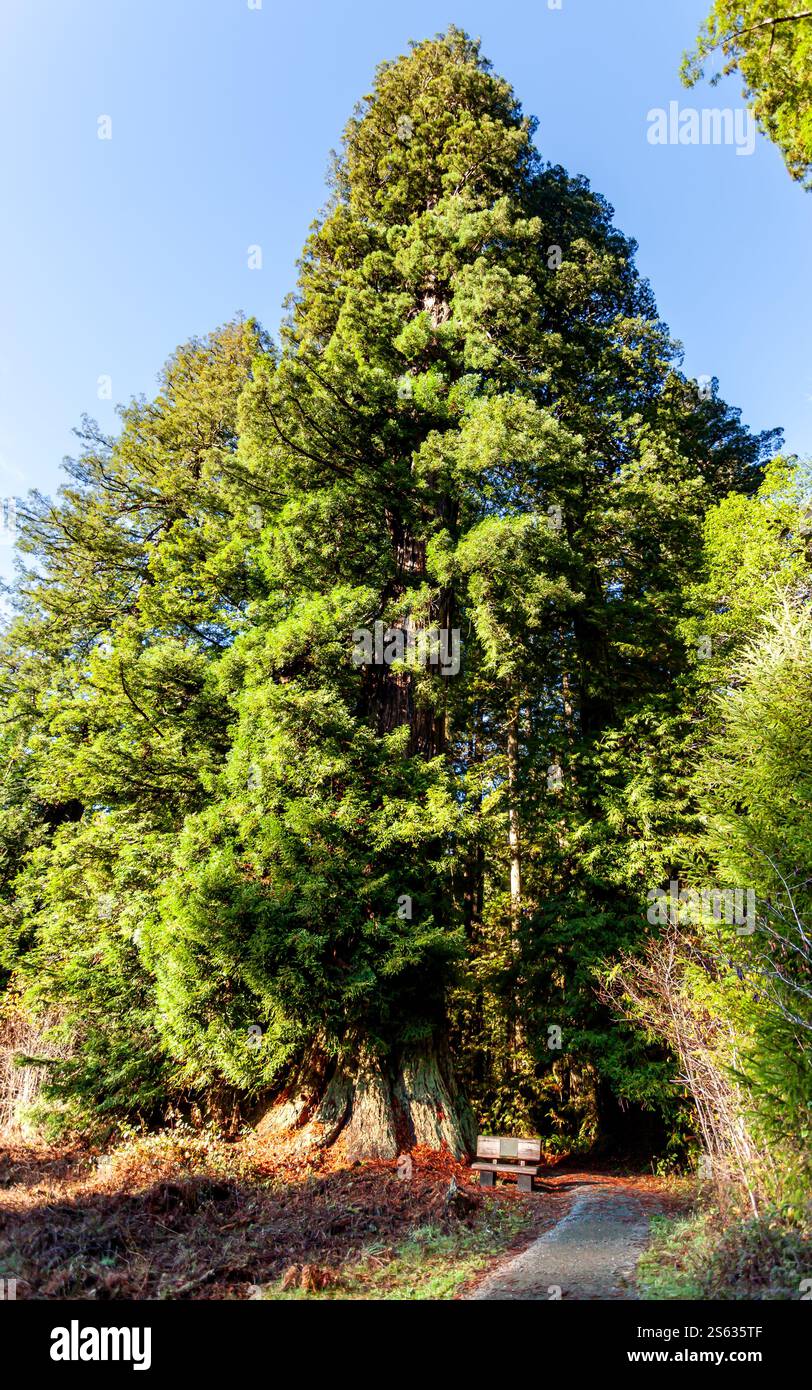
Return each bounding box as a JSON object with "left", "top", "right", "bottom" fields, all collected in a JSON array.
[
  {"left": 256, "top": 1038, "right": 474, "bottom": 1160},
  {"left": 286, "top": 494, "right": 469, "bottom": 1162}
]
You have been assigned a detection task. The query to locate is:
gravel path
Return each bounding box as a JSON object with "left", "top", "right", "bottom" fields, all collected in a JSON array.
[{"left": 468, "top": 1181, "right": 651, "bottom": 1301}]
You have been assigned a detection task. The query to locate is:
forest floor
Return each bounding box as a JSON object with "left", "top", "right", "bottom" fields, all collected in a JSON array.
[{"left": 0, "top": 1131, "right": 690, "bottom": 1300}]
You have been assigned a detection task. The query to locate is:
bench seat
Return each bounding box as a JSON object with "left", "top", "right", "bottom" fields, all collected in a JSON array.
[
  {"left": 471, "top": 1160, "right": 540, "bottom": 1175},
  {"left": 471, "top": 1160, "right": 539, "bottom": 1191}
]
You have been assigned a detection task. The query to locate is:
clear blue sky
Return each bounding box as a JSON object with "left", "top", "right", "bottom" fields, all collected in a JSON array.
[{"left": 1, "top": 0, "right": 810, "bottom": 583}]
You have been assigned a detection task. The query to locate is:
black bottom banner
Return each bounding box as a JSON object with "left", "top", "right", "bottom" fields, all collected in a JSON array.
[{"left": 3, "top": 1296, "right": 804, "bottom": 1378}]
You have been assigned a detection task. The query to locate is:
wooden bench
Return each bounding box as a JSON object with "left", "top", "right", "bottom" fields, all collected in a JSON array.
[{"left": 471, "top": 1135, "right": 542, "bottom": 1192}]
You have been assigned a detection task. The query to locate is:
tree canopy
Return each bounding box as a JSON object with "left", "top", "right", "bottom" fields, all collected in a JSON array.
[{"left": 683, "top": 2, "right": 812, "bottom": 187}]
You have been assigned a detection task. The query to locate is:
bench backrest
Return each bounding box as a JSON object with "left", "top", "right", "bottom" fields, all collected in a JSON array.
[{"left": 476, "top": 1135, "right": 541, "bottom": 1162}]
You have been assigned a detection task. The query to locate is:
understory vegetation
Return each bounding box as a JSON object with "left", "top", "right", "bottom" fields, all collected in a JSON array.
[{"left": 640, "top": 1203, "right": 812, "bottom": 1301}]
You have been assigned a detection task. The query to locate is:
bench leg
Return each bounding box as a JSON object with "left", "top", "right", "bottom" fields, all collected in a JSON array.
[
  {"left": 517, "top": 1172, "right": 534, "bottom": 1193},
  {"left": 478, "top": 1169, "right": 495, "bottom": 1188}
]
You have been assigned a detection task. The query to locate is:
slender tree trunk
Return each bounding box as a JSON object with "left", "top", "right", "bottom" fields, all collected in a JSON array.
[
  {"left": 573, "top": 570, "right": 613, "bottom": 738},
  {"left": 507, "top": 702, "right": 522, "bottom": 943}
]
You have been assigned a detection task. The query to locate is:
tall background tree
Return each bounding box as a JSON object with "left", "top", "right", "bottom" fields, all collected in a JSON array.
[
  {"left": 606, "top": 456, "right": 812, "bottom": 1216},
  {"left": 0, "top": 318, "right": 266, "bottom": 1130},
  {"left": 683, "top": 1, "right": 812, "bottom": 188}
]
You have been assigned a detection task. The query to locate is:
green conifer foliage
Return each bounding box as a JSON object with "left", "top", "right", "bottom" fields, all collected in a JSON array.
[{"left": 0, "top": 33, "right": 780, "bottom": 1152}]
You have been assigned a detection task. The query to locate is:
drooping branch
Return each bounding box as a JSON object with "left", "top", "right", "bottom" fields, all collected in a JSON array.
[{"left": 729, "top": 10, "right": 812, "bottom": 42}]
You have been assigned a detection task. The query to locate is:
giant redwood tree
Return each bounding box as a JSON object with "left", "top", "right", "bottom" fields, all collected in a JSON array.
[
  {"left": 146, "top": 30, "right": 774, "bottom": 1156},
  {"left": 0, "top": 29, "right": 777, "bottom": 1155}
]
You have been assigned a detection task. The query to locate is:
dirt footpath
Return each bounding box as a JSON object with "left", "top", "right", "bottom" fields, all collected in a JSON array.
[{"left": 467, "top": 1173, "right": 680, "bottom": 1301}]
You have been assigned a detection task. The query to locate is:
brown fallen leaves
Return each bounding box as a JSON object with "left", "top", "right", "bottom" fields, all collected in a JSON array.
[
  {"left": 281, "top": 1263, "right": 341, "bottom": 1292},
  {"left": 0, "top": 1132, "right": 494, "bottom": 1301}
]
